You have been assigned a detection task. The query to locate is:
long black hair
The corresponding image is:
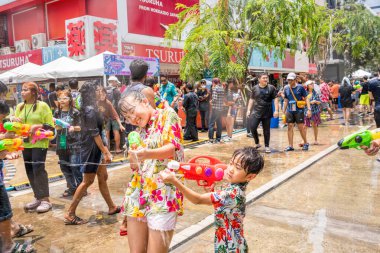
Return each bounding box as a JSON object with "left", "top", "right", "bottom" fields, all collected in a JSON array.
[{"left": 79, "top": 81, "right": 97, "bottom": 113}]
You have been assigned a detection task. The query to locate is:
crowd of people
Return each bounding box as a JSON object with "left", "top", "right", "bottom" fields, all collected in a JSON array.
[{"left": 0, "top": 61, "right": 379, "bottom": 252}]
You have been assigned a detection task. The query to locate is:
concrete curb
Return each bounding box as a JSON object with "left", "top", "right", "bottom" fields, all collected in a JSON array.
[{"left": 168, "top": 125, "right": 371, "bottom": 251}]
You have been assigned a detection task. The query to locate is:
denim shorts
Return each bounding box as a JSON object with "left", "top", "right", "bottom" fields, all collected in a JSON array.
[{"left": 0, "top": 184, "right": 13, "bottom": 222}]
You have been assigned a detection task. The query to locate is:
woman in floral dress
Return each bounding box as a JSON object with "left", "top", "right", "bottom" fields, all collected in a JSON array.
[{"left": 118, "top": 90, "right": 184, "bottom": 252}]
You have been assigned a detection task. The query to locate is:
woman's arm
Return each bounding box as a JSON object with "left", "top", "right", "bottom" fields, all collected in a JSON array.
[
  {"left": 94, "top": 134, "right": 112, "bottom": 163},
  {"left": 129, "top": 143, "right": 176, "bottom": 161}
]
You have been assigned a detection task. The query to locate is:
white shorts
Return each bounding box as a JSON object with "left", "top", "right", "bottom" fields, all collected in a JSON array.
[{"left": 129, "top": 212, "right": 177, "bottom": 231}]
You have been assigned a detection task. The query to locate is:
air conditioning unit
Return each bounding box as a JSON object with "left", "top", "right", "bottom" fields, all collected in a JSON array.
[
  {"left": 31, "top": 33, "right": 47, "bottom": 49},
  {"left": 47, "top": 40, "right": 66, "bottom": 47},
  {"left": 15, "top": 40, "right": 31, "bottom": 53},
  {"left": 0, "top": 47, "right": 12, "bottom": 55}
]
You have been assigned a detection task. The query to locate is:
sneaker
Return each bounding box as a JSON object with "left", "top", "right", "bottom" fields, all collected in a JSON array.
[
  {"left": 265, "top": 147, "right": 271, "bottom": 153},
  {"left": 207, "top": 139, "right": 215, "bottom": 144},
  {"left": 24, "top": 199, "right": 41, "bottom": 210},
  {"left": 302, "top": 143, "right": 309, "bottom": 151},
  {"left": 224, "top": 137, "right": 232, "bottom": 142},
  {"left": 284, "top": 146, "right": 295, "bottom": 152},
  {"left": 36, "top": 201, "right": 52, "bottom": 213},
  {"left": 247, "top": 133, "right": 253, "bottom": 138}
]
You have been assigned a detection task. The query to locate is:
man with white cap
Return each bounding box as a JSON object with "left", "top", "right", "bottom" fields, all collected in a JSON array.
[{"left": 283, "top": 72, "right": 311, "bottom": 151}]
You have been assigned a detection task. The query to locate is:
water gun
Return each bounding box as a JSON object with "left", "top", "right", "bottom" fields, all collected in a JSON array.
[
  {"left": 0, "top": 138, "right": 24, "bottom": 152},
  {"left": 337, "top": 129, "right": 380, "bottom": 150},
  {"left": 0, "top": 123, "right": 5, "bottom": 134},
  {"left": 353, "top": 84, "right": 362, "bottom": 90},
  {"left": 128, "top": 131, "right": 144, "bottom": 150},
  {"left": 155, "top": 96, "right": 165, "bottom": 109},
  {"left": 3, "top": 122, "right": 31, "bottom": 137},
  {"left": 53, "top": 118, "right": 70, "bottom": 128},
  {"left": 167, "top": 156, "right": 228, "bottom": 190},
  {"left": 31, "top": 129, "right": 55, "bottom": 144}
]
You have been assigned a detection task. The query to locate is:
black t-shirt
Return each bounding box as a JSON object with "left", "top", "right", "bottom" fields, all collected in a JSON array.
[
  {"left": 250, "top": 84, "right": 277, "bottom": 118},
  {"left": 183, "top": 92, "right": 198, "bottom": 111},
  {"left": 339, "top": 85, "right": 355, "bottom": 103},
  {"left": 369, "top": 78, "right": 380, "bottom": 106},
  {"left": 361, "top": 82, "right": 369, "bottom": 95},
  {"left": 54, "top": 108, "right": 81, "bottom": 154}
]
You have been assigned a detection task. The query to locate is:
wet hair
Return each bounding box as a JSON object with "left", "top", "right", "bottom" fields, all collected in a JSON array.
[
  {"left": 145, "top": 77, "right": 156, "bottom": 89},
  {"left": 0, "top": 81, "right": 8, "bottom": 94},
  {"left": 118, "top": 90, "right": 147, "bottom": 116},
  {"left": 0, "top": 101, "right": 10, "bottom": 115},
  {"left": 79, "top": 81, "right": 97, "bottom": 113},
  {"left": 56, "top": 88, "right": 73, "bottom": 111},
  {"left": 257, "top": 73, "right": 269, "bottom": 79},
  {"left": 231, "top": 147, "right": 264, "bottom": 175},
  {"left": 20, "top": 82, "right": 39, "bottom": 112},
  {"left": 69, "top": 79, "right": 78, "bottom": 90},
  {"left": 186, "top": 83, "right": 194, "bottom": 91},
  {"left": 363, "top": 76, "right": 368, "bottom": 81},
  {"left": 129, "top": 59, "right": 149, "bottom": 81},
  {"left": 56, "top": 83, "right": 68, "bottom": 92}
]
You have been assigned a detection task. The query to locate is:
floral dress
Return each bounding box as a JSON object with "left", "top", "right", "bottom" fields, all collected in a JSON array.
[
  {"left": 211, "top": 182, "right": 248, "bottom": 253},
  {"left": 304, "top": 90, "right": 321, "bottom": 127},
  {"left": 122, "top": 107, "right": 184, "bottom": 218}
]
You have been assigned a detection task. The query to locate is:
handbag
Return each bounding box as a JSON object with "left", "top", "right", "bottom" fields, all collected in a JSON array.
[{"left": 289, "top": 86, "right": 306, "bottom": 109}]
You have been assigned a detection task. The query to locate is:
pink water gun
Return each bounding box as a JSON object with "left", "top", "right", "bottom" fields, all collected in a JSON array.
[{"left": 31, "top": 129, "right": 55, "bottom": 144}]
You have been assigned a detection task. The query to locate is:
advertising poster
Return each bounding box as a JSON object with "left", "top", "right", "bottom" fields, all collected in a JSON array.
[
  {"left": 127, "top": 0, "right": 198, "bottom": 38},
  {"left": 103, "top": 54, "right": 160, "bottom": 76}
]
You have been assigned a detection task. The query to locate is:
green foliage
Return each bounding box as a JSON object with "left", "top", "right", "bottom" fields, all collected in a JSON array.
[
  {"left": 165, "top": 0, "right": 321, "bottom": 81},
  {"left": 333, "top": 1, "right": 380, "bottom": 72}
]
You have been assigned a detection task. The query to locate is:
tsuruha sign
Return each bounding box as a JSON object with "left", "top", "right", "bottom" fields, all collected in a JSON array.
[
  {"left": 65, "top": 15, "right": 121, "bottom": 61},
  {"left": 0, "top": 49, "right": 42, "bottom": 72}
]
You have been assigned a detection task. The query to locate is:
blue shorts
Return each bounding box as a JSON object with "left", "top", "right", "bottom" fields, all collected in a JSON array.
[{"left": 0, "top": 184, "right": 13, "bottom": 222}]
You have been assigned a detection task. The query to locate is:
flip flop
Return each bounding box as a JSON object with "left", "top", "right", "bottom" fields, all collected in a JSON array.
[
  {"left": 108, "top": 206, "right": 121, "bottom": 215},
  {"left": 64, "top": 215, "right": 88, "bottom": 225},
  {"left": 13, "top": 224, "right": 34, "bottom": 238},
  {"left": 119, "top": 229, "right": 128, "bottom": 236},
  {"left": 10, "top": 242, "right": 35, "bottom": 253}
]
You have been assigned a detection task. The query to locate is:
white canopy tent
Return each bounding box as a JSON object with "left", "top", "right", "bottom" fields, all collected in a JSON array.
[
  {"left": 0, "top": 62, "right": 54, "bottom": 84},
  {"left": 352, "top": 69, "right": 372, "bottom": 79},
  {"left": 30, "top": 57, "right": 81, "bottom": 79},
  {"left": 76, "top": 51, "right": 115, "bottom": 77}
]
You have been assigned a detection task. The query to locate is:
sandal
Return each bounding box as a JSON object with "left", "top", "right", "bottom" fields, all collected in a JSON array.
[
  {"left": 64, "top": 215, "right": 88, "bottom": 225},
  {"left": 108, "top": 206, "right": 121, "bottom": 215},
  {"left": 13, "top": 224, "right": 34, "bottom": 238},
  {"left": 9, "top": 242, "right": 35, "bottom": 253},
  {"left": 119, "top": 229, "right": 128, "bottom": 236},
  {"left": 62, "top": 189, "right": 75, "bottom": 198}
]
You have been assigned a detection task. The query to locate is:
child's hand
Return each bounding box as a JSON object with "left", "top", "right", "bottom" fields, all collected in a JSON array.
[
  {"left": 159, "top": 169, "right": 176, "bottom": 184},
  {"left": 68, "top": 126, "right": 75, "bottom": 132},
  {"left": 5, "top": 152, "right": 19, "bottom": 160}
]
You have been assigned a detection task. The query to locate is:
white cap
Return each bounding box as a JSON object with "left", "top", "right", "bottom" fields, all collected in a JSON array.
[
  {"left": 287, "top": 73, "right": 297, "bottom": 80},
  {"left": 305, "top": 80, "right": 314, "bottom": 86},
  {"left": 108, "top": 76, "right": 120, "bottom": 83}
]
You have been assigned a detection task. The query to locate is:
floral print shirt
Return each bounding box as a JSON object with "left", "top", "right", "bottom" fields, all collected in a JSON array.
[
  {"left": 211, "top": 182, "right": 248, "bottom": 253},
  {"left": 122, "top": 107, "right": 184, "bottom": 218},
  {"left": 320, "top": 82, "right": 331, "bottom": 103}
]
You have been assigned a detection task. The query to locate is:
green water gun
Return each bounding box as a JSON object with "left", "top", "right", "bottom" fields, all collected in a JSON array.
[
  {"left": 337, "top": 129, "right": 380, "bottom": 149},
  {"left": 128, "top": 131, "right": 143, "bottom": 150},
  {"left": 353, "top": 84, "right": 362, "bottom": 90}
]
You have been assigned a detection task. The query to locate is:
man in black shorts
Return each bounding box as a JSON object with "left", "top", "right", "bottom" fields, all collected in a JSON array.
[{"left": 283, "top": 73, "right": 311, "bottom": 151}]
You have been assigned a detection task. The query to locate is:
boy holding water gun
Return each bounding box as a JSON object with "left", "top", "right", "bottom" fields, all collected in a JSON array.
[{"left": 160, "top": 147, "right": 264, "bottom": 252}]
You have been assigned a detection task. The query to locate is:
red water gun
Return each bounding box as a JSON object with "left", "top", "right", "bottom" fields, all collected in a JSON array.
[
  {"left": 167, "top": 156, "right": 228, "bottom": 190},
  {"left": 31, "top": 129, "right": 55, "bottom": 144}
]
